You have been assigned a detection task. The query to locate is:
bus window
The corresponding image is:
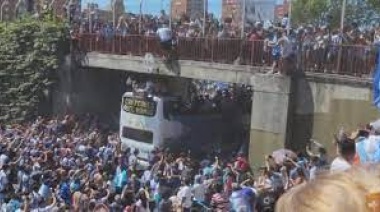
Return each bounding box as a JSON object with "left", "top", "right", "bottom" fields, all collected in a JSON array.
[
  {"left": 122, "top": 97, "right": 157, "bottom": 117},
  {"left": 122, "top": 127, "right": 153, "bottom": 144}
]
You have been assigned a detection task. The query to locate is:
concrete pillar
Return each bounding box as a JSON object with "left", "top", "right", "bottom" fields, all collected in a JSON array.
[{"left": 249, "top": 74, "right": 292, "bottom": 167}]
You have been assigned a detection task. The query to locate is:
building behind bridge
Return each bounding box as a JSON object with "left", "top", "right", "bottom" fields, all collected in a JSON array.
[{"left": 171, "top": 0, "right": 206, "bottom": 20}]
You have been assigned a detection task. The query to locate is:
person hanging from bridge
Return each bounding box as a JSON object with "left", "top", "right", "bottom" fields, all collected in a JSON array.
[{"left": 156, "top": 22, "right": 174, "bottom": 60}]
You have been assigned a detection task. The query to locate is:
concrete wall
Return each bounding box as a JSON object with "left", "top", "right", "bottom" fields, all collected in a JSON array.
[
  {"left": 52, "top": 64, "right": 128, "bottom": 126},
  {"left": 290, "top": 74, "right": 379, "bottom": 158},
  {"left": 248, "top": 73, "right": 378, "bottom": 165},
  {"left": 249, "top": 75, "right": 292, "bottom": 167}
]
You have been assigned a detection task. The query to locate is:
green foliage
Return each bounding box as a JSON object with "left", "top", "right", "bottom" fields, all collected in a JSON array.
[
  {"left": 292, "top": 0, "right": 380, "bottom": 28},
  {"left": 291, "top": 0, "right": 329, "bottom": 26},
  {"left": 0, "top": 15, "right": 69, "bottom": 123},
  {"left": 367, "top": 0, "right": 380, "bottom": 12}
]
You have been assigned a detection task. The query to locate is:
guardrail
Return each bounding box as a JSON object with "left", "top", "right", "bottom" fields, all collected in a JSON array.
[{"left": 76, "top": 33, "right": 376, "bottom": 77}]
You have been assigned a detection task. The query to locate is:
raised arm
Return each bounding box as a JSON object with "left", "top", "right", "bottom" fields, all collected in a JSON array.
[
  {"left": 306, "top": 145, "right": 316, "bottom": 157},
  {"left": 45, "top": 193, "right": 57, "bottom": 210},
  {"left": 212, "top": 157, "right": 220, "bottom": 170},
  {"left": 9, "top": 155, "right": 22, "bottom": 166}
]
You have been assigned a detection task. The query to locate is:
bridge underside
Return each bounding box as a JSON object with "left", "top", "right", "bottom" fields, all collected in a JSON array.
[
  {"left": 85, "top": 53, "right": 274, "bottom": 85},
  {"left": 81, "top": 53, "right": 292, "bottom": 166}
]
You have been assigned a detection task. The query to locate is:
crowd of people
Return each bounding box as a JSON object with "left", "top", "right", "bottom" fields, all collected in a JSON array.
[
  {"left": 1, "top": 112, "right": 380, "bottom": 212},
  {"left": 277, "top": 121, "right": 380, "bottom": 212},
  {"left": 77, "top": 11, "right": 380, "bottom": 44},
  {"left": 72, "top": 12, "right": 379, "bottom": 76},
  {"left": 3, "top": 4, "right": 380, "bottom": 212},
  {"left": 0, "top": 113, "right": 374, "bottom": 212},
  {"left": 0, "top": 114, "right": 254, "bottom": 212}
]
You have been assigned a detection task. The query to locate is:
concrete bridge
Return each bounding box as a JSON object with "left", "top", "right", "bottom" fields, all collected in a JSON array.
[{"left": 57, "top": 34, "right": 378, "bottom": 165}]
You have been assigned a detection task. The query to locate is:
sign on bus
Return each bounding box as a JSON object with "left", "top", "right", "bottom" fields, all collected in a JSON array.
[{"left": 122, "top": 97, "right": 157, "bottom": 116}]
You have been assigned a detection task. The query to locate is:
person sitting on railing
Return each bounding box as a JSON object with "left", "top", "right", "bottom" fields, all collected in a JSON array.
[
  {"left": 156, "top": 23, "right": 173, "bottom": 60},
  {"left": 144, "top": 23, "right": 156, "bottom": 37},
  {"left": 266, "top": 28, "right": 282, "bottom": 74},
  {"left": 280, "top": 30, "right": 296, "bottom": 75},
  {"left": 116, "top": 16, "right": 129, "bottom": 37},
  {"left": 217, "top": 26, "right": 229, "bottom": 39},
  {"left": 186, "top": 23, "right": 198, "bottom": 38},
  {"left": 176, "top": 25, "right": 187, "bottom": 38},
  {"left": 103, "top": 22, "right": 115, "bottom": 41}
]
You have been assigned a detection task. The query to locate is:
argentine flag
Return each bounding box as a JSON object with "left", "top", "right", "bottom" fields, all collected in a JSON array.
[
  {"left": 356, "top": 135, "right": 380, "bottom": 164},
  {"left": 373, "top": 46, "right": 380, "bottom": 109}
]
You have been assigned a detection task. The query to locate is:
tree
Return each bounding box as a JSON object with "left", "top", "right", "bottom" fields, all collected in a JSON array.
[
  {"left": 0, "top": 14, "right": 68, "bottom": 123},
  {"left": 291, "top": 0, "right": 329, "bottom": 26},
  {"left": 292, "top": 0, "right": 380, "bottom": 28},
  {"left": 367, "top": 0, "right": 380, "bottom": 12}
]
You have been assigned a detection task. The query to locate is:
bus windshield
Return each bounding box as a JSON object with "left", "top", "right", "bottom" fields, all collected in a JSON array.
[
  {"left": 121, "top": 127, "right": 153, "bottom": 144},
  {"left": 122, "top": 96, "right": 157, "bottom": 117}
]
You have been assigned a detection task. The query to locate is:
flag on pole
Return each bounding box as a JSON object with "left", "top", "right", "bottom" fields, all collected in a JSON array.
[
  {"left": 138, "top": 0, "right": 143, "bottom": 33},
  {"left": 373, "top": 46, "right": 380, "bottom": 109}
]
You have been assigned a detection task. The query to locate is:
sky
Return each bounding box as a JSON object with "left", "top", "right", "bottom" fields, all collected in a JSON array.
[{"left": 83, "top": 0, "right": 223, "bottom": 16}]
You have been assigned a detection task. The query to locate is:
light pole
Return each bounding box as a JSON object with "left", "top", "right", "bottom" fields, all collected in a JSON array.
[
  {"left": 241, "top": 0, "right": 246, "bottom": 38},
  {"left": 337, "top": 0, "right": 347, "bottom": 73},
  {"left": 340, "top": 0, "right": 347, "bottom": 31},
  {"left": 139, "top": 0, "right": 143, "bottom": 33},
  {"left": 287, "top": 0, "right": 292, "bottom": 35},
  {"left": 169, "top": 0, "right": 172, "bottom": 28},
  {"left": 49, "top": 0, "right": 56, "bottom": 10},
  {"left": 15, "top": 0, "right": 27, "bottom": 18},
  {"left": 112, "top": 0, "right": 117, "bottom": 28},
  {"left": 202, "top": 0, "right": 207, "bottom": 36},
  {"left": 67, "top": 0, "right": 76, "bottom": 24},
  {"left": 88, "top": 2, "right": 96, "bottom": 33},
  {"left": 67, "top": 0, "right": 79, "bottom": 113},
  {"left": 0, "top": 0, "right": 10, "bottom": 22}
]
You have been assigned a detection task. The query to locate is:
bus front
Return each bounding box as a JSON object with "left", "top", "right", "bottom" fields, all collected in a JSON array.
[{"left": 119, "top": 92, "right": 162, "bottom": 162}]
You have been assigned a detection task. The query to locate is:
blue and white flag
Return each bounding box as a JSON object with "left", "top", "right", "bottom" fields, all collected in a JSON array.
[
  {"left": 373, "top": 46, "right": 380, "bottom": 109},
  {"left": 356, "top": 135, "right": 380, "bottom": 164}
]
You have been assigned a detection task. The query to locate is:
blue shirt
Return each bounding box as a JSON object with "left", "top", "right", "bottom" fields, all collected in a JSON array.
[
  {"left": 230, "top": 188, "right": 255, "bottom": 212},
  {"left": 59, "top": 182, "right": 71, "bottom": 204}
]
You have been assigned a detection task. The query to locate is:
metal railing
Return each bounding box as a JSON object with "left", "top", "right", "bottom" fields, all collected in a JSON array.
[{"left": 76, "top": 33, "right": 376, "bottom": 77}]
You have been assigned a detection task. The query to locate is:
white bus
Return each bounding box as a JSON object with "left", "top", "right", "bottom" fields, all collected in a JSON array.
[
  {"left": 119, "top": 89, "right": 244, "bottom": 162},
  {"left": 119, "top": 90, "right": 185, "bottom": 161}
]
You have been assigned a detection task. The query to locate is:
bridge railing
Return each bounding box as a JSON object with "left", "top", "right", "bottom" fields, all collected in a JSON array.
[{"left": 77, "top": 33, "right": 376, "bottom": 77}]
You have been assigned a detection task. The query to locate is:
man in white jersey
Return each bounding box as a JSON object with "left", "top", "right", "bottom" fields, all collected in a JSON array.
[
  {"left": 156, "top": 23, "right": 173, "bottom": 58},
  {"left": 281, "top": 14, "right": 289, "bottom": 29}
]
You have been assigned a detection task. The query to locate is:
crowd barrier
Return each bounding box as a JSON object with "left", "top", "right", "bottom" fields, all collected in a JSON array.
[{"left": 76, "top": 33, "right": 376, "bottom": 77}]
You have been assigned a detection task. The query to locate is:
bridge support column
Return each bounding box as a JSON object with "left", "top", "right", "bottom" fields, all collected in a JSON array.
[{"left": 249, "top": 75, "right": 292, "bottom": 167}]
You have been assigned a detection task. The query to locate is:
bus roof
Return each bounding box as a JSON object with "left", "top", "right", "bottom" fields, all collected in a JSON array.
[{"left": 122, "top": 91, "right": 181, "bottom": 101}]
